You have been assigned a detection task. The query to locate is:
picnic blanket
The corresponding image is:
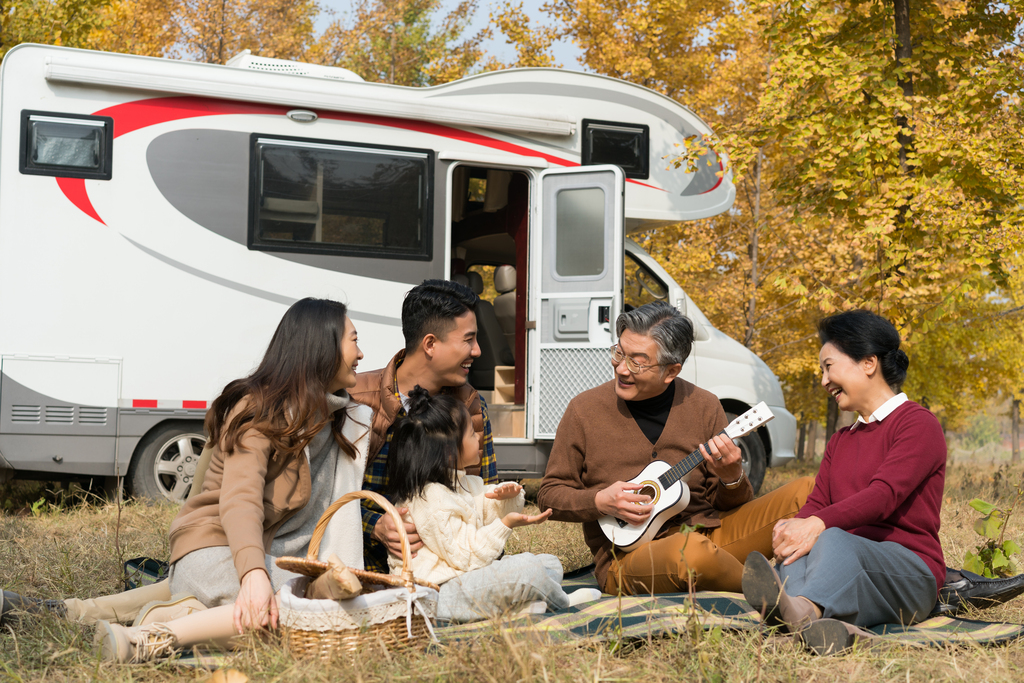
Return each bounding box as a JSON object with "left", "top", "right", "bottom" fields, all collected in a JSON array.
[
  {"left": 437, "top": 565, "right": 1024, "bottom": 647},
  {"left": 173, "top": 565, "right": 1024, "bottom": 667}
]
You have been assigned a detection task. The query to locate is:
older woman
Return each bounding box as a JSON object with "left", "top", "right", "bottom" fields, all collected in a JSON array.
[{"left": 743, "top": 309, "right": 945, "bottom": 654}]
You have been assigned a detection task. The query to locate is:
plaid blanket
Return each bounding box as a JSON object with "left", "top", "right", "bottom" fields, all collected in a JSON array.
[
  {"left": 437, "top": 566, "right": 1024, "bottom": 647},
  {"left": 176, "top": 565, "right": 1024, "bottom": 667}
]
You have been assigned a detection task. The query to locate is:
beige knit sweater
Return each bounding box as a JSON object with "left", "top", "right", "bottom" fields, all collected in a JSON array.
[{"left": 388, "top": 472, "right": 524, "bottom": 585}]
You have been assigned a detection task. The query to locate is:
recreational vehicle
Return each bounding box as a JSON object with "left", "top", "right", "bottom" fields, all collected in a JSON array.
[{"left": 0, "top": 44, "right": 796, "bottom": 502}]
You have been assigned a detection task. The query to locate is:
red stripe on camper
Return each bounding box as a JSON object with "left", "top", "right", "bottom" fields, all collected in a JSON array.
[
  {"left": 128, "top": 399, "right": 207, "bottom": 409},
  {"left": 319, "top": 111, "right": 578, "bottom": 169},
  {"left": 56, "top": 177, "right": 106, "bottom": 225},
  {"left": 96, "top": 97, "right": 289, "bottom": 139},
  {"left": 55, "top": 94, "right": 690, "bottom": 222}
]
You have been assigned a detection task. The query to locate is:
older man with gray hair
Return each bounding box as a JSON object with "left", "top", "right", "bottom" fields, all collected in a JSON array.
[{"left": 538, "top": 301, "right": 813, "bottom": 596}]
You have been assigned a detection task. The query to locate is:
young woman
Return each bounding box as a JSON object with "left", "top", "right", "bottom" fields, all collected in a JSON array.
[
  {"left": 385, "top": 387, "right": 600, "bottom": 622},
  {"left": 742, "top": 309, "right": 946, "bottom": 654},
  {"left": 95, "top": 297, "right": 372, "bottom": 662}
]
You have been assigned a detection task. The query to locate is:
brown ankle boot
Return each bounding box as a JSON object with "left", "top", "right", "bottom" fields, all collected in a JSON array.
[
  {"left": 741, "top": 552, "right": 820, "bottom": 631},
  {"left": 799, "top": 618, "right": 881, "bottom": 655}
]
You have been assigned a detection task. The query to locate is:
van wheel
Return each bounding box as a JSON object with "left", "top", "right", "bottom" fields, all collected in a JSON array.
[
  {"left": 726, "top": 411, "right": 766, "bottom": 494},
  {"left": 127, "top": 422, "right": 207, "bottom": 503}
]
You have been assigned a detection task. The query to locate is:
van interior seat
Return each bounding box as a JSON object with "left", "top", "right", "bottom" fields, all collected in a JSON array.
[
  {"left": 461, "top": 272, "right": 514, "bottom": 391},
  {"left": 493, "top": 265, "right": 516, "bottom": 353}
]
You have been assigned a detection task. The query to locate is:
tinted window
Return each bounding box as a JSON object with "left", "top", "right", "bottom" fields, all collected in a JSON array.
[
  {"left": 555, "top": 186, "right": 606, "bottom": 277},
  {"left": 582, "top": 119, "right": 649, "bottom": 179},
  {"left": 250, "top": 136, "right": 431, "bottom": 260},
  {"left": 20, "top": 111, "right": 113, "bottom": 180},
  {"left": 624, "top": 251, "right": 669, "bottom": 309}
]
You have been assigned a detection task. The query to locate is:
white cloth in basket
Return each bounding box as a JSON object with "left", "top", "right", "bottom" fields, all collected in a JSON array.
[{"left": 279, "top": 576, "right": 439, "bottom": 640}]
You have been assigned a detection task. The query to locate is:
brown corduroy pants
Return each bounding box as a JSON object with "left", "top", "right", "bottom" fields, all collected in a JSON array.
[{"left": 605, "top": 476, "right": 815, "bottom": 595}]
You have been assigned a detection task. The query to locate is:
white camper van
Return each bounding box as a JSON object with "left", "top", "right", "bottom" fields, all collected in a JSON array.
[{"left": 0, "top": 44, "right": 796, "bottom": 502}]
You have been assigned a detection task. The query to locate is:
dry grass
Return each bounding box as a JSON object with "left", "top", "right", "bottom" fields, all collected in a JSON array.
[{"left": 4, "top": 462, "right": 1024, "bottom": 681}]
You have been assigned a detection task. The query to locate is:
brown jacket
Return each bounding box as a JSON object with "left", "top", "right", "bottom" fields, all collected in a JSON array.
[
  {"left": 537, "top": 379, "right": 754, "bottom": 589},
  {"left": 350, "top": 350, "right": 486, "bottom": 462},
  {"left": 169, "top": 400, "right": 310, "bottom": 582}
]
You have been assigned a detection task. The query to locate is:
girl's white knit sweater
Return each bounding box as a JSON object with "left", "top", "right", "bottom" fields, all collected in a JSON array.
[{"left": 388, "top": 471, "right": 525, "bottom": 585}]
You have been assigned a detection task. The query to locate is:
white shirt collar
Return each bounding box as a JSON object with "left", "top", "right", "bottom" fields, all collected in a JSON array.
[{"left": 852, "top": 392, "right": 908, "bottom": 428}]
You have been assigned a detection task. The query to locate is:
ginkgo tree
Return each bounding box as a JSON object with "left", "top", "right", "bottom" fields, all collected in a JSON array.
[
  {"left": 514, "top": 0, "right": 1024, "bottom": 430},
  {"left": 752, "top": 0, "right": 1024, "bottom": 424},
  {"left": 309, "top": 0, "right": 489, "bottom": 85}
]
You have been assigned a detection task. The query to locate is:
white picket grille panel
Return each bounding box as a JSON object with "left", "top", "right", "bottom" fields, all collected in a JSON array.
[{"left": 536, "top": 347, "right": 613, "bottom": 438}]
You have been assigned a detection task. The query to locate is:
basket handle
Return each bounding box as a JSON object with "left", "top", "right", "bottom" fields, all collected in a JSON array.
[{"left": 306, "top": 490, "right": 417, "bottom": 592}]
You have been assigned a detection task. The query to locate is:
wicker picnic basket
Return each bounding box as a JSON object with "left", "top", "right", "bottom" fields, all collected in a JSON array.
[{"left": 275, "top": 490, "right": 440, "bottom": 659}]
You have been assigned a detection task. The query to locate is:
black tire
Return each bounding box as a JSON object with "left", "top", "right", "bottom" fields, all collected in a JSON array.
[
  {"left": 726, "top": 411, "right": 767, "bottom": 494},
  {"left": 127, "top": 421, "right": 207, "bottom": 503}
]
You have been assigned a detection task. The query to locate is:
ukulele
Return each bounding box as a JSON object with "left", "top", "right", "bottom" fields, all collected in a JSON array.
[{"left": 597, "top": 402, "right": 775, "bottom": 552}]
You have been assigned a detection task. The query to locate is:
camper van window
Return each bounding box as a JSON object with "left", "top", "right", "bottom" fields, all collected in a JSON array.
[
  {"left": 20, "top": 111, "right": 113, "bottom": 180},
  {"left": 624, "top": 251, "right": 669, "bottom": 309},
  {"left": 581, "top": 120, "right": 649, "bottom": 180},
  {"left": 555, "top": 187, "right": 606, "bottom": 278},
  {"left": 250, "top": 136, "right": 432, "bottom": 260}
]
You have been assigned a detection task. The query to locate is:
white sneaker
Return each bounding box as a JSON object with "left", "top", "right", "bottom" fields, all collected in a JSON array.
[
  {"left": 567, "top": 588, "right": 603, "bottom": 607},
  {"left": 95, "top": 620, "right": 179, "bottom": 663}
]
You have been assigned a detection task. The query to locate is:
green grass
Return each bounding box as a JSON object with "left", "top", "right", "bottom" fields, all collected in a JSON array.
[{"left": 4, "top": 462, "right": 1024, "bottom": 681}]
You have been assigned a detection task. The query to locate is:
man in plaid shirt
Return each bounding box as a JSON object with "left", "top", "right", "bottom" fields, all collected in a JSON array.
[{"left": 351, "top": 280, "right": 498, "bottom": 573}]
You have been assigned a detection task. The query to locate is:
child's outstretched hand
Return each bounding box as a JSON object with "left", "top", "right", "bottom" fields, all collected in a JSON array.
[
  {"left": 502, "top": 508, "right": 552, "bottom": 529},
  {"left": 486, "top": 482, "right": 523, "bottom": 501}
]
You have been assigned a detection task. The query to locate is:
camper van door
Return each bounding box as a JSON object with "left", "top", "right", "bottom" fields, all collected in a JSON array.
[{"left": 530, "top": 165, "right": 624, "bottom": 440}]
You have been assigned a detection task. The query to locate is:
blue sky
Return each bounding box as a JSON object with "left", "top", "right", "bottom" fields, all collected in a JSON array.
[{"left": 316, "top": 0, "right": 584, "bottom": 69}]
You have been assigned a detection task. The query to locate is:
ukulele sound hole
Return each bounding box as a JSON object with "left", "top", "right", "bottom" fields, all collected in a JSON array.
[{"left": 637, "top": 484, "right": 658, "bottom": 502}]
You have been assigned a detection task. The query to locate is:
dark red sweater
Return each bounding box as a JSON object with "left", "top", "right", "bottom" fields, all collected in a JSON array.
[{"left": 796, "top": 401, "right": 946, "bottom": 591}]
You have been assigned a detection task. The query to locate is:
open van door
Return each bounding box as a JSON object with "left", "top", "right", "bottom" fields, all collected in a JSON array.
[{"left": 530, "top": 165, "right": 624, "bottom": 439}]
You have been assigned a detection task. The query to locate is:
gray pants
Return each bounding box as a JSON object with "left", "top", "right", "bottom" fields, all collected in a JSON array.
[
  {"left": 438, "top": 553, "right": 569, "bottom": 623},
  {"left": 777, "top": 527, "right": 938, "bottom": 627},
  {"left": 169, "top": 547, "right": 301, "bottom": 608}
]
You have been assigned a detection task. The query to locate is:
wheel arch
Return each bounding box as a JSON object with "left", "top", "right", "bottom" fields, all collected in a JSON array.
[
  {"left": 131, "top": 418, "right": 207, "bottom": 454},
  {"left": 125, "top": 417, "right": 208, "bottom": 501},
  {"left": 719, "top": 398, "right": 772, "bottom": 461}
]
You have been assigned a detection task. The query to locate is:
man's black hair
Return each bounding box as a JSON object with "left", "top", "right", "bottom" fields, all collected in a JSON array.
[{"left": 402, "top": 279, "right": 479, "bottom": 355}]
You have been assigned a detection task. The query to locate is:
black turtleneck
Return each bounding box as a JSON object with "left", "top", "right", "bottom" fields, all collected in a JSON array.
[{"left": 625, "top": 381, "right": 675, "bottom": 447}]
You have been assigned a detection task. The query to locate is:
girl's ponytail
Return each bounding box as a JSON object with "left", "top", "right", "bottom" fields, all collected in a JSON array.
[{"left": 405, "top": 385, "right": 432, "bottom": 418}]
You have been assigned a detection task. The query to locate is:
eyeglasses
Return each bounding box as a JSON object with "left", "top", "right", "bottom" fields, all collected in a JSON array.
[{"left": 609, "top": 345, "right": 666, "bottom": 374}]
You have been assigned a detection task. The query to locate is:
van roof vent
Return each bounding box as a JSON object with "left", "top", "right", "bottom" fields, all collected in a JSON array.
[{"left": 225, "top": 50, "right": 364, "bottom": 82}]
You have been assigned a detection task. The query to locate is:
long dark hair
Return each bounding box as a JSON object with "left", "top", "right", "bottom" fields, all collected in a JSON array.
[
  {"left": 206, "top": 297, "right": 358, "bottom": 460},
  {"left": 818, "top": 310, "right": 910, "bottom": 391},
  {"left": 385, "top": 386, "right": 472, "bottom": 502}
]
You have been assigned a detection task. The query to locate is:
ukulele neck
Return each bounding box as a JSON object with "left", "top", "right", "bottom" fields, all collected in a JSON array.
[{"left": 656, "top": 430, "right": 725, "bottom": 488}]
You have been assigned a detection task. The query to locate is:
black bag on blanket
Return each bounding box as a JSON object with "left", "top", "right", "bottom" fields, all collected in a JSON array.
[{"left": 123, "top": 557, "right": 169, "bottom": 592}]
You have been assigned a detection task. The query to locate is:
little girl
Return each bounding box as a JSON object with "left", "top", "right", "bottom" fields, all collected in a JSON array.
[{"left": 385, "top": 387, "right": 599, "bottom": 622}]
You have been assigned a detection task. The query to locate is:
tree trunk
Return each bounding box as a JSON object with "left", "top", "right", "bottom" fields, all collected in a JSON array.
[
  {"left": 389, "top": 25, "right": 397, "bottom": 84},
  {"left": 218, "top": 0, "right": 228, "bottom": 65},
  {"left": 807, "top": 421, "right": 819, "bottom": 461},
  {"left": 1012, "top": 399, "right": 1020, "bottom": 464},
  {"left": 826, "top": 397, "right": 839, "bottom": 442},
  {"left": 891, "top": 0, "right": 914, "bottom": 174},
  {"left": 743, "top": 147, "right": 763, "bottom": 349},
  {"left": 797, "top": 421, "right": 808, "bottom": 462}
]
